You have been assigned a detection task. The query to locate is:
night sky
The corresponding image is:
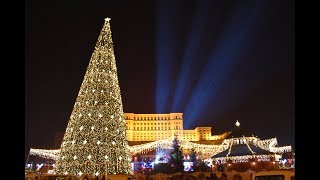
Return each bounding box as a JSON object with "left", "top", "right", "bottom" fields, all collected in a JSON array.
[{"left": 25, "top": 0, "right": 295, "bottom": 153}]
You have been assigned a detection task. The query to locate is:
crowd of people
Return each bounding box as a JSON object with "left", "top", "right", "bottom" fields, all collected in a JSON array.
[{"left": 204, "top": 172, "right": 242, "bottom": 180}]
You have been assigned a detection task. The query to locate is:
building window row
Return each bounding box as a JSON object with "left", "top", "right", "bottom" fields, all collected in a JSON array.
[
  {"left": 133, "top": 117, "right": 170, "bottom": 120},
  {"left": 130, "top": 116, "right": 181, "bottom": 121},
  {"left": 133, "top": 122, "right": 170, "bottom": 125},
  {"left": 133, "top": 126, "right": 171, "bottom": 131}
]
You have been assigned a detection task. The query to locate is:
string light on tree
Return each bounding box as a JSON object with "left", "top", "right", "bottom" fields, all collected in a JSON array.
[{"left": 53, "top": 18, "right": 131, "bottom": 176}]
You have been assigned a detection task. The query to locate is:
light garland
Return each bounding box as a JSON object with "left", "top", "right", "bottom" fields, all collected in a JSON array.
[
  {"left": 29, "top": 138, "right": 228, "bottom": 161},
  {"left": 31, "top": 131, "right": 291, "bottom": 166},
  {"left": 226, "top": 139, "right": 233, "bottom": 157},
  {"left": 30, "top": 136, "right": 291, "bottom": 162},
  {"left": 243, "top": 136, "right": 255, "bottom": 155},
  {"left": 211, "top": 136, "right": 292, "bottom": 164},
  {"left": 270, "top": 145, "right": 292, "bottom": 154},
  {"left": 213, "top": 154, "right": 276, "bottom": 164},
  {"left": 256, "top": 138, "right": 292, "bottom": 154},
  {"left": 53, "top": 18, "right": 131, "bottom": 176},
  {"left": 29, "top": 149, "right": 60, "bottom": 160}
]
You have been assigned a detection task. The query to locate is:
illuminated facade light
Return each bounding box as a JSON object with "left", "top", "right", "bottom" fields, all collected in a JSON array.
[
  {"left": 123, "top": 113, "right": 230, "bottom": 142},
  {"left": 235, "top": 120, "right": 240, "bottom": 127}
]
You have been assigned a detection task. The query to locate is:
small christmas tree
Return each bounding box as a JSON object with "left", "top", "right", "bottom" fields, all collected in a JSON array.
[
  {"left": 169, "top": 136, "right": 184, "bottom": 173},
  {"left": 189, "top": 148, "right": 197, "bottom": 163},
  {"left": 189, "top": 148, "right": 197, "bottom": 171}
]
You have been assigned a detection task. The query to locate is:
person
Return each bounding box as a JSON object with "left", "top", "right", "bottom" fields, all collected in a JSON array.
[
  {"left": 209, "top": 173, "right": 219, "bottom": 180},
  {"left": 220, "top": 173, "right": 227, "bottom": 180},
  {"left": 233, "top": 174, "right": 239, "bottom": 180},
  {"left": 237, "top": 174, "right": 242, "bottom": 180}
]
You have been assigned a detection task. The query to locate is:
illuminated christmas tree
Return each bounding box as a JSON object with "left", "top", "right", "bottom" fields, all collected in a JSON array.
[
  {"left": 169, "top": 137, "right": 184, "bottom": 173},
  {"left": 54, "top": 18, "right": 131, "bottom": 176}
]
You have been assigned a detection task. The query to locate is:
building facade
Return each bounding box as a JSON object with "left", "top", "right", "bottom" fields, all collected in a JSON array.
[
  {"left": 124, "top": 113, "right": 224, "bottom": 142},
  {"left": 54, "top": 113, "right": 225, "bottom": 148}
]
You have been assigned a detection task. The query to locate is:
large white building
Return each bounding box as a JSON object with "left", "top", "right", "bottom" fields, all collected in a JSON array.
[{"left": 124, "top": 113, "right": 226, "bottom": 142}]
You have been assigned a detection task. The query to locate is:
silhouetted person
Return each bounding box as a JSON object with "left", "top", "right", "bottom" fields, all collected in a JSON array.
[
  {"left": 220, "top": 173, "right": 227, "bottom": 180},
  {"left": 210, "top": 173, "right": 219, "bottom": 180},
  {"left": 233, "top": 174, "right": 240, "bottom": 180},
  {"left": 237, "top": 173, "right": 242, "bottom": 180}
]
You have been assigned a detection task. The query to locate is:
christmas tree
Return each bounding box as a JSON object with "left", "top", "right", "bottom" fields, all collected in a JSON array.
[
  {"left": 169, "top": 137, "right": 185, "bottom": 173},
  {"left": 54, "top": 18, "right": 131, "bottom": 176},
  {"left": 189, "top": 148, "right": 197, "bottom": 163}
]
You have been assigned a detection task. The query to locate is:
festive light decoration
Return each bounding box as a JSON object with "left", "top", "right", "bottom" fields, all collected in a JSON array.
[
  {"left": 30, "top": 135, "right": 291, "bottom": 164},
  {"left": 226, "top": 139, "right": 233, "bottom": 156},
  {"left": 29, "top": 138, "right": 228, "bottom": 161},
  {"left": 53, "top": 18, "right": 131, "bottom": 176},
  {"left": 213, "top": 154, "right": 276, "bottom": 164},
  {"left": 29, "top": 149, "right": 60, "bottom": 160},
  {"left": 129, "top": 137, "right": 228, "bottom": 156},
  {"left": 256, "top": 138, "right": 292, "bottom": 154},
  {"left": 30, "top": 132, "right": 291, "bottom": 170},
  {"left": 235, "top": 120, "right": 240, "bottom": 127},
  {"left": 211, "top": 136, "right": 289, "bottom": 164},
  {"left": 243, "top": 136, "right": 255, "bottom": 155}
]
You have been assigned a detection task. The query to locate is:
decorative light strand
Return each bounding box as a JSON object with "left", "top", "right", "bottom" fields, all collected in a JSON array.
[
  {"left": 243, "top": 136, "right": 255, "bottom": 155},
  {"left": 30, "top": 136, "right": 291, "bottom": 162},
  {"left": 226, "top": 139, "right": 233, "bottom": 157},
  {"left": 29, "top": 149, "right": 60, "bottom": 160},
  {"left": 213, "top": 154, "right": 276, "bottom": 164}
]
